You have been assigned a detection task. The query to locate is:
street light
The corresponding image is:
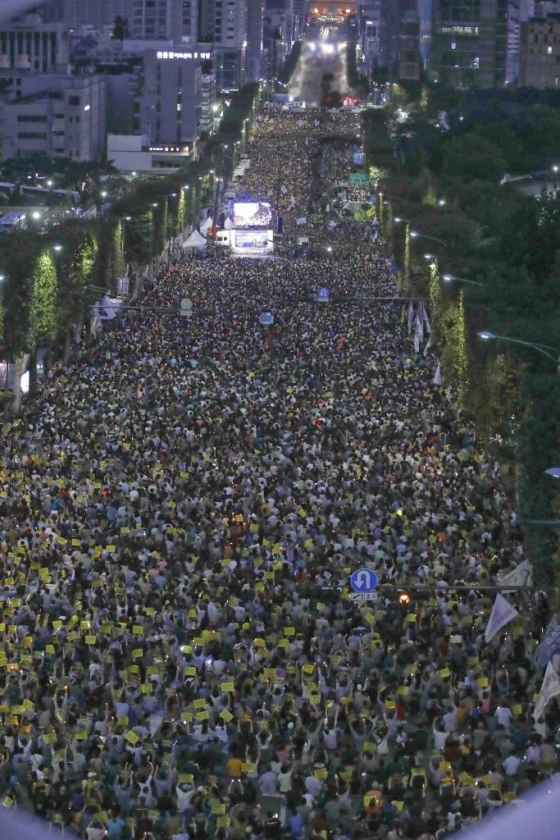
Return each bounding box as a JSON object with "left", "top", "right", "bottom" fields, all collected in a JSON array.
[
  {"left": 410, "top": 230, "right": 447, "bottom": 247},
  {"left": 53, "top": 244, "right": 63, "bottom": 252},
  {"left": 478, "top": 331, "right": 559, "bottom": 367},
  {"left": 443, "top": 273, "right": 483, "bottom": 287},
  {"left": 545, "top": 467, "right": 560, "bottom": 479}
]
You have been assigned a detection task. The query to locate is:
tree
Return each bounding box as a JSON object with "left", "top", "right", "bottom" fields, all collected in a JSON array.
[
  {"left": 439, "top": 132, "right": 507, "bottom": 183},
  {"left": 112, "top": 15, "right": 127, "bottom": 41}
]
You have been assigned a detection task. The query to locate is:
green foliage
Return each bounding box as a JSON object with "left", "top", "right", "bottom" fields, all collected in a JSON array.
[
  {"left": 176, "top": 189, "right": 186, "bottom": 235},
  {"left": 438, "top": 132, "right": 507, "bottom": 183},
  {"left": 440, "top": 292, "right": 469, "bottom": 398},
  {"left": 30, "top": 251, "right": 58, "bottom": 347}
]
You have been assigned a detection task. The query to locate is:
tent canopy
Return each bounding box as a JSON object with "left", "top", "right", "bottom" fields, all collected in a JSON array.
[{"left": 182, "top": 230, "right": 207, "bottom": 249}]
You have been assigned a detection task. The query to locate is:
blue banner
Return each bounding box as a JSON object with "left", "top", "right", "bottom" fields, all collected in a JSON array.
[{"left": 537, "top": 618, "right": 560, "bottom": 667}]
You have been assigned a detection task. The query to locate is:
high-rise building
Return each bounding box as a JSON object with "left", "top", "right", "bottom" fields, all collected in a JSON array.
[
  {"left": 430, "top": 0, "right": 508, "bottom": 87},
  {"left": 0, "top": 12, "right": 69, "bottom": 75},
  {"left": 417, "top": 0, "right": 433, "bottom": 70},
  {"left": 131, "top": 0, "right": 168, "bottom": 39},
  {"left": 247, "top": 0, "right": 264, "bottom": 80},
  {"left": 140, "top": 47, "right": 205, "bottom": 144},
  {"left": 63, "top": 0, "right": 133, "bottom": 29},
  {"left": 399, "top": 9, "right": 421, "bottom": 79},
  {"left": 519, "top": 11, "right": 560, "bottom": 86}
]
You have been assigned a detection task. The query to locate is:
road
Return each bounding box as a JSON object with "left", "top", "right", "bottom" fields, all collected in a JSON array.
[{"left": 289, "top": 35, "right": 348, "bottom": 106}]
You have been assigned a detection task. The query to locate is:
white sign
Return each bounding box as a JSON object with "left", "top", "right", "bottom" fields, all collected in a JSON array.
[
  {"left": 350, "top": 592, "right": 378, "bottom": 603},
  {"left": 157, "top": 51, "right": 211, "bottom": 60}
]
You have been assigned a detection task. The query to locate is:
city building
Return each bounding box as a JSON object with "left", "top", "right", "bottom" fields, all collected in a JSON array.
[
  {"left": 430, "top": 0, "right": 508, "bottom": 88},
  {"left": 519, "top": 12, "right": 560, "bottom": 86},
  {"left": 106, "top": 132, "right": 193, "bottom": 172},
  {"left": 63, "top": 0, "right": 133, "bottom": 30},
  {"left": 0, "top": 73, "right": 106, "bottom": 160},
  {"left": 0, "top": 12, "right": 69, "bottom": 75},
  {"left": 247, "top": 0, "right": 264, "bottom": 81},
  {"left": 399, "top": 9, "right": 421, "bottom": 80},
  {"left": 357, "top": 0, "right": 383, "bottom": 76},
  {"left": 140, "top": 48, "right": 206, "bottom": 146},
  {"left": 130, "top": 0, "right": 174, "bottom": 39}
]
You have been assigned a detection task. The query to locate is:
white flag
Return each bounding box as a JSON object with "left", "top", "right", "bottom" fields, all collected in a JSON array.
[
  {"left": 433, "top": 361, "right": 442, "bottom": 385},
  {"left": 415, "top": 307, "right": 424, "bottom": 344},
  {"left": 407, "top": 300, "right": 415, "bottom": 335},
  {"left": 423, "top": 333, "right": 433, "bottom": 357},
  {"left": 423, "top": 305, "right": 431, "bottom": 333},
  {"left": 484, "top": 593, "right": 519, "bottom": 643},
  {"left": 533, "top": 661, "right": 560, "bottom": 720},
  {"left": 499, "top": 560, "right": 533, "bottom": 591},
  {"left": 414, "top": 327, "right": 420, "bottom": 354}
]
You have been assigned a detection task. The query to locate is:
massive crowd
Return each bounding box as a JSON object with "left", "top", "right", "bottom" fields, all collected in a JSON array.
[{"left": 0, "top": 101, "right": 557, "bottom": 840}]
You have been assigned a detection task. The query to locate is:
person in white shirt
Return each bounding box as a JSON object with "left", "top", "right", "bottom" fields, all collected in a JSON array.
[
  {"left": 494, "top": 705, "right": 513, "bottom": 728},
  {"left": 503, "top": 754, "right": 520, "bottom": 776}
]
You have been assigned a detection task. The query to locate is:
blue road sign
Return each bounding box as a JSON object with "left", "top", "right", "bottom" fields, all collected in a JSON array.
[
  {"left": 350, "top": 568, "right": 378, "bottom": 593},
  {"left": 260, "top": 312, "right": 274, "bottom": 325},
  {"left": 317, "top": 287, "right": 329, "bottom": 302}
]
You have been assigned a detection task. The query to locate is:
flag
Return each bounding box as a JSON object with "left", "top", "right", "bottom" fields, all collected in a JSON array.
[
  {"left": 484, "top": 594, "right": 519, "bottom": 643},
  {"left": 407, "top": 300, "right": 415, "bottom": 335},
  {"left": 90, "top": 310, "right": 101, "bottom": 338},
  {"left": 533, "top": 661, "right": 560, "bottom": 720},
  {"left": 423, "top": 334, "right": 432, "bottom": 357},
  {"left": 537, "top": 617, "right": 560, "bottom": 668},
  {"left": 415, "top": 309, "right": 424, "bottom": 343},
  {"left": 422, "top": 306, "right": 431, "bottom": 333},
  {"left": 498, "top": 560, "right": 533, "bottom": 591},
  {"left": 433, "top": 361, "right": 442, "bottom": 385},
  {"left": 413, "top": 327, "right": 420, "bottom": 354},
  {"left": 400, "top": 304, "right": 406, "bottom": 326}
]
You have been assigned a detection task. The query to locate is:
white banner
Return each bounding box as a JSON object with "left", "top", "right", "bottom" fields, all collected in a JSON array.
[
  {"left": 499, "top": 560, "right": 533, "bottom": 590},
  {"left": 533, "top": 661, "right": 560, "bottom": 720},
  {"left": 484, "top": 593, "right": 519, "bottom": 643},
  {"left": 433, "top": 360, "right": 442, "bottom": 385}
]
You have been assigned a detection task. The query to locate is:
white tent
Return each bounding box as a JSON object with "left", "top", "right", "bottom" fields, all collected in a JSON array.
[
  {"left": 200, "top": 216, "right": 213, "bottom": 234},
  {"left": 224, "top": 216, "right": 234, "bottom": 230},
  {"left": 182, "top": 229, "right": 207, "bottom": 250}
]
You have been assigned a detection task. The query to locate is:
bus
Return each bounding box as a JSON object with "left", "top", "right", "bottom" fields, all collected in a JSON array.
[{"left": 0, "top": 212, "right": 27, "bottom": 233}]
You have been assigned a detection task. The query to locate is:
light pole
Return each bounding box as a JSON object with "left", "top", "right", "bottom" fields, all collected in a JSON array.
[
  {"left": 443, "top": 273, "right": 483, "bottom": 287},
  {"left": 410, "top": 230, "right": 447, "bottom": 247},
  {"left": 478, "top": 331, "right": 560, "bottom": 370}
]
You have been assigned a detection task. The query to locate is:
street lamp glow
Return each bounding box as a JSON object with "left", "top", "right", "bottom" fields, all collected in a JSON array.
[
  {"left": 53, "top": 244, "right": 63, "bottom": 251},
  {"left": 394, "top": 216, "right": 405, "bottom": 223},
  {"left": 151, "top": 203, "right": 158, "bottom": 208},
  {"left": 32, "top": 212, "right": 41, "bottom": 219},
  {"left": 124, "top": 215, "right": 131, "bottom": 221},
  {"left": 410, "top": 230, "right": 419, "bottom": 237},
  {"left": 0, "top": 274, "right": 4, "bottom": 281},
  {"left": 47, "top": 180, "right": 53, "bottom": 188},
  {"left": 101, "top": 191, "right": 107, "bottom": 198},
  {"left": 424, "top": 253, "right": 433, "bottom": 259},
  {"left": 552, "top": 165, "right": 559, "bottom": 173},
  {"left": 545, "top": 467, "right": 560, "bottom": 478},
  {"left": 438, "top": 199, "right": 446, "bottom": 206},
  {"left": 478, "top": 331, "right": 559, "bottom": 366}
]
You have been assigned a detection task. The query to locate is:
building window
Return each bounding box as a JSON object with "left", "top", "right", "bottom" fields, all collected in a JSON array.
[
  {"left": 17, "top": 132, "right": 47, "bottom": 139},
  {"left": 69, "top": 95, "right": 80, "bottom": 105},
  {"left": 17, "top": 115, "right": 47, "bottom": 123}
]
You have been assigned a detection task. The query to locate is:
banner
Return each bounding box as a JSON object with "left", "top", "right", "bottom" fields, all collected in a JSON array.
[
  {"left": 498, "top": 560, "right": 533, "bottom": 591},
  {"left": 484, "top": 594, "right": 519, "bottom": 643},
  {"left": 537, "top": 617, "right": 560, "bottom": 668},
  {"left": 533, "top": 660, "right": 560, "bottom": 720}
]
